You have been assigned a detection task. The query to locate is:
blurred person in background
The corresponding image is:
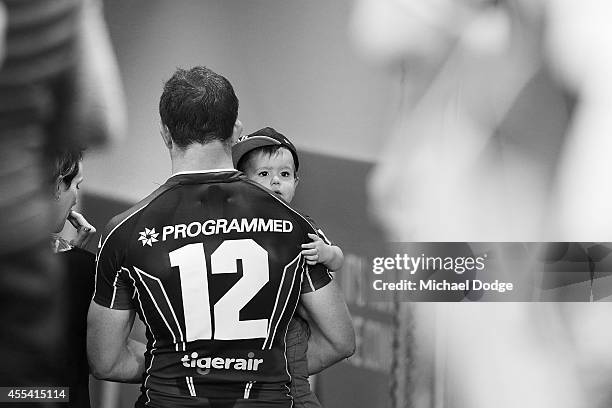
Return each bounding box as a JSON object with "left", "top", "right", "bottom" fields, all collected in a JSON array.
[
  {"left": 50, "top": 147, "right": 96, "bottom": 408},
  {"left": 351, "top": 0, "right": 567, "bottom": 241},
  {"left": 350, "top": 0, "right": 612, "bottom": 407},
  {"left": 351, "top": 0, "right": 612, "bottom": 241},
  {"left": 0, "top": 0, "right": 125, "bottom": 399},
  {"left": 51, "top": 149, "right": 96, "bottom": 252}
]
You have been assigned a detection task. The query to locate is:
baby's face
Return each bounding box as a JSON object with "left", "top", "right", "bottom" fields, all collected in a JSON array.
[{"left": 244, "top": 148, "right": 298, "bottom": 203}]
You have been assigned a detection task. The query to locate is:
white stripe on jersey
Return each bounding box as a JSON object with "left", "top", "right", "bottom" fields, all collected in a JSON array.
[
  {"left": 134, "top": 266, "right": 179, "bottom": 345},
  {"left": 243, "top": 381, "right": 254, "bottom": 399},
  {"left": 144, "top": 349, "right": 155, "bottom": 405},
  {"left": 262, "top": 253, "right": 301, "bottom": 349},
  {"left": 281, "top": 257, "right": 305, "bottom": 396},
  {"left": 305, "top": 264, "right": 315, "bottom": 292},
  {"left": 109, "top": 269, "right": 121, "bottom": 309},
  {"left": 125, "top": 268, "right": 156, "bottom": 403},
  {"left": 317, "top": 228, "right": 332, "bottom": 245},
  {"left": 125, "top": 268, "right": 156, "bottom": 347},
  {"left": 264, "top": 255, "right": 304, "bottom": 350},
  {"left": 186, "top": 377, "right": 196, "bottom": 397},
  {"left": 133, "top": 266, "right": 185, "bottom": 343},
  {"left": 94, "top": 203, "right": 150, "bottom": 300}
]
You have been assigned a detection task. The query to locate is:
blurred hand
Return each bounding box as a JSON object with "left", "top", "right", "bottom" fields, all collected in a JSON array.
[{"left": 67, "top": 210, "right": 96, "bottom": 248}]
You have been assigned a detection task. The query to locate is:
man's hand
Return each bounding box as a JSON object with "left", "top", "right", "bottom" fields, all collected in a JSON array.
[{"left": 67, "top": 210, "right": 96, "bottom": 248}]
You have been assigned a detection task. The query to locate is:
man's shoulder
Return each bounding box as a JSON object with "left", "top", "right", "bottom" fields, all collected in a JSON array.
[
  {"left": 101, "top": 183, "right": 177, "bottom": 244},
  {"left": 290, "top": 211, "right": 324, "bottom": 237},
  {"left": 298, "top": 213, "right": 332, "bottom": 244},
  {"left": 236, "top": 177, "right": 318, "bottom": 231}
]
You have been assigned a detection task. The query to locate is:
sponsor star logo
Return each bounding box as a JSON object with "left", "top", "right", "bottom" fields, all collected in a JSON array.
[{"left": 138, "top": 227, "right": 159, "bottom": 247}]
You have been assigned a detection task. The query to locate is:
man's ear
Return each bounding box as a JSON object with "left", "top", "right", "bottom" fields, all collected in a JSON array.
[
  {"left": 231, "top": 119, "right": 243, "bottom": 145},
  {"left": 54, "top": 176, "right": 64, "bottom": 199},
  {"left": 160, "top": 124, "right": 173, "bottom": 149}
]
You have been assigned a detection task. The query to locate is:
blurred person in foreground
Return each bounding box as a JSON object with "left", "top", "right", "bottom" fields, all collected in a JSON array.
[
  {"left": 233, "top": 127, "right": 346, "bottom": 408},
  {"left": 87, "top": 66, "right": 354, "bottom": 408},
  {"left": 0, "top": 0, "right": 125, "bottom": 396},
  {"left": 351, "top": 0, "right": 612, "bottom": 241},
  {"left": 350, "top": 0, "right": 612, "bottom": 408}
]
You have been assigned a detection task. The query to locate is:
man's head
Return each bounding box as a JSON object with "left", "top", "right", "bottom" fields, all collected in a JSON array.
[
  {"left": 49, "top": 148, "right": 84, "bottom": 233},
  {"left": 233, "top": 127, "right": 300, "bottom": 202},
  {"left": 159, "top": 66, "right": 239, "bottom": 149}
]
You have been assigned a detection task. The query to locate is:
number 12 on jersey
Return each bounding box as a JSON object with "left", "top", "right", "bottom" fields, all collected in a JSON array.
[{"left": 169, "top": 239, "right": 269, "bottom": 342}]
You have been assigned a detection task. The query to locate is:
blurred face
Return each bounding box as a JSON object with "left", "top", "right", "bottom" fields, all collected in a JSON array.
[
  {"left": 244, "top": 148, "right": 299, "bottom": 203},
  {"left": 52, "top": 162, "right": 83, "bottom": 233}
]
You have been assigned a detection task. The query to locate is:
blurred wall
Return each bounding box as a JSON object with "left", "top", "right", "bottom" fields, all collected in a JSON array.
[{"left": 85, "top": 0, "right": 396, "bottom": 203}]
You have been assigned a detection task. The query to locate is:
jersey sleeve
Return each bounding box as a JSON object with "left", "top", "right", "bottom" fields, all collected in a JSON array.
[
  {"left": 300, "top": 262, "right": 332, "bottom": 293},
  {"left": 92, "top": 222, "right": 135, "bottom": 310},
  {"left": 299, "top": 214, "right": 335, "bottom": 293}
]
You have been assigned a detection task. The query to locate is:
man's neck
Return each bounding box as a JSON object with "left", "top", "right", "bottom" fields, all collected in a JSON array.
[{"left": 170, "top": 141, "right": 235, "bottom": 174}]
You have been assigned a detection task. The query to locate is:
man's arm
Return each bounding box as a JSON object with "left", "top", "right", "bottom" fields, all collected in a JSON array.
[
  {"left": 298, "top": 279, "right": 355, "bottom": 374},
  {"left": 87, "top": 301, "right": 146, "bottom": 383}
]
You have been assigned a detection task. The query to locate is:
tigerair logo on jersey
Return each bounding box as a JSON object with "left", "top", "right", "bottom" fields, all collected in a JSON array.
[{"left": 181, "top": 351, "right": 264, "bottom": 375}]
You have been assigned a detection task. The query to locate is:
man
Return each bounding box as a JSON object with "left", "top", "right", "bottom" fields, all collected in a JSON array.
[{"left": 87, "top": 66, "right": 354, "bottom": 407}]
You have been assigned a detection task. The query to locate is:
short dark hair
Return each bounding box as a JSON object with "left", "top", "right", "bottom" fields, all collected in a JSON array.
[
  {"left": 50, "top": 148, "right": 83, "bottom": 187},
  {"left": 159, "top": 66, "right": 239, "bottom": 148}
]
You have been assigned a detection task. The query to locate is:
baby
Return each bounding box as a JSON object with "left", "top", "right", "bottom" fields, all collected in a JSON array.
[{"left": 233, "top": 127, "right": 344, "bottom": 407}]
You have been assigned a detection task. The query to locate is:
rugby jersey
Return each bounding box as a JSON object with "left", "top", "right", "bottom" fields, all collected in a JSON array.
[{"left": 94, "top": 170, "right": 332, "bottom": 408}]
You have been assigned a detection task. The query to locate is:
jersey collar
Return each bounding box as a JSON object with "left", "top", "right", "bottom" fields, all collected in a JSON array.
[
  {"left": 168, "top": 168, "right": 237, "bottom": 178},
  {"left": 166, "top": 169, "right": 240, "bottom": 184}
]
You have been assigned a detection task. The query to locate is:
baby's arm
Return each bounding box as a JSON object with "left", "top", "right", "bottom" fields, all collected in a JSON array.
[{"left": 301, "top": 233, "right": 344, "bottom": 271}]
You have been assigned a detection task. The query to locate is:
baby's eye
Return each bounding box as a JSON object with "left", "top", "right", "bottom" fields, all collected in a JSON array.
[
  {"left": 257, "top": 171, "right": 269, "bottom": 177},
  {"left": 281, "top": 171, "right": 292, "bottom": 178}
]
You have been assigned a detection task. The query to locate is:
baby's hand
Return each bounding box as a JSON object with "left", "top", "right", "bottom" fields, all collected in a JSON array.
[
  {"left": 67, "top": 210, "right": 97, "bottom": 248},
  {"left": 301, "top": 233, "right": 331, "bottom": 266}
]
